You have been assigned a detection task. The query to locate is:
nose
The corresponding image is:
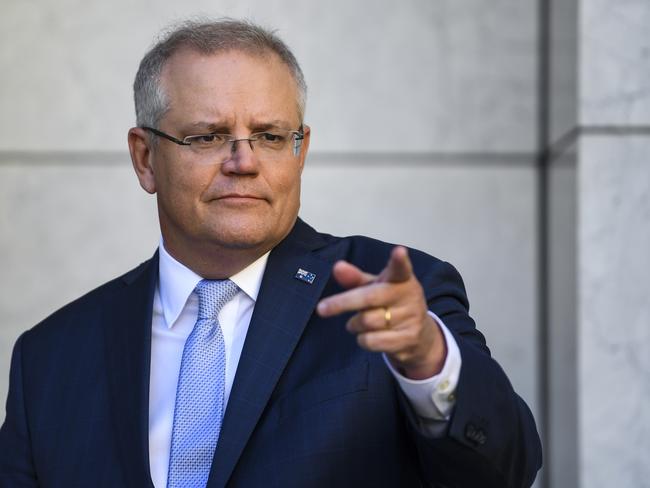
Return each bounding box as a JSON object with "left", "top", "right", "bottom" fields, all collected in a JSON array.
[
  {"left": 221, "top": 138, "right": 259, "bottom": 175},
  {"left": 229, "top": 138, "right": 254, "bottom": 153}
]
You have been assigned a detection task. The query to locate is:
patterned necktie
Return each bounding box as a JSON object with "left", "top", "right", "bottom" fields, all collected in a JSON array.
[{"left": 167, "top": 279, "right": 239, "bottom": 488}]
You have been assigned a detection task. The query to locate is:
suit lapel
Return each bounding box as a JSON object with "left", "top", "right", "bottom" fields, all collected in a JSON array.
[
  {"left": 103, "top": 253, "right": 158, "bottom": 488},
  {"left": 207, "top": 220, "right": 342, "bottom": 487}
]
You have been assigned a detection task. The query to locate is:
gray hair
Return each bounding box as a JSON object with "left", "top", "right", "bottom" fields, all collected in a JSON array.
[{"left": 134, "top": 18, "right": 307, "bottom": 128}]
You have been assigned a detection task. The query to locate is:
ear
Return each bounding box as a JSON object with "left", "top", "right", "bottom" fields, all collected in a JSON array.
[
  {"left": 297, "top": 124, "right": 311, "bottom": 173},
  {"left": 128, "top": 127, "right": 157, "bottom": 194}
]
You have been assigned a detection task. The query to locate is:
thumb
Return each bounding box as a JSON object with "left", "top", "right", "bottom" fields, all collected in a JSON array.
[{"left": 331, "top": 260, "right": 376, "bottom": 289}]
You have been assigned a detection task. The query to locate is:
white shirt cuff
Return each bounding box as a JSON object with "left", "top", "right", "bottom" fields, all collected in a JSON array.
[{"left": 383, "top": 311, "right": 461, "bottom": 420}]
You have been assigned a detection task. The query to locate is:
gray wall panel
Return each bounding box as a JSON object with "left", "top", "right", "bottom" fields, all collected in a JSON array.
[
  {"left": 0, "top": 0, "right": 538, "bottom": 152},
  {"left": 547, "top": 146, "right": 578, "bottom": 488},
  {"left": 578, "top": 134, "right": 650, "bottom": 487},
  {"left": 0, "top": 162, "right": 160, "bottom": 409},
  {"left": 580, "top": 0, "right": 650, "bottom": 125},
  {"left": 549, "top": 0, "right": 578, "bottom": 143}
]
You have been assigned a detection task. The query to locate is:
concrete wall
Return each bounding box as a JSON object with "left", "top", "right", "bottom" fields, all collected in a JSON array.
[
  {"left": 578, "top": 135, "right": 650, "bottom": 487},
  {"left": 545, "top": 0, "right": 650, "bottom": 486},
  {"left": 577, "top": 0, "right": 650, "bottom": 485}
]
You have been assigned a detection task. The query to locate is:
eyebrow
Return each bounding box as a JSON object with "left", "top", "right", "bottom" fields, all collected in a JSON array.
[
  {"left": 251, "top": 119, "right": 296, "bottom": 130},
  {"left": 181, "top": 121, "right": 230, "bottom": 133},
  {"left": 181, "top": 119, "right": 298, "bottom": 134}
]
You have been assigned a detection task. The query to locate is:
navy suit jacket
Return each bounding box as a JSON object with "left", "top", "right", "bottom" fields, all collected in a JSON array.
[{"left": 0, "top": 219, "right": 541, "bottom": 487}]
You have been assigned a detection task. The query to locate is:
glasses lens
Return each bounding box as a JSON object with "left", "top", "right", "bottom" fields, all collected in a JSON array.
[
  {"left": 252, "top": 131, "right": 293, "bottom": 154},
  {"left": 186, "top": 134, "right": 229, "bottom": 150},
  {"left": 185, "top": 130, "right": 300, "bottom": 164}
]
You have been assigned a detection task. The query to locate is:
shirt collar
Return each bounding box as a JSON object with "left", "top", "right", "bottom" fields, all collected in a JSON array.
[{"left": 158, "top": 238, "right": 270, "bottom": 329}]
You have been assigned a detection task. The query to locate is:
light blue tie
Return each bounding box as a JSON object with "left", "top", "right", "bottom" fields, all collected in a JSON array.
[{"left": 167, "top": 279, "right": 239, "bottom": 488}]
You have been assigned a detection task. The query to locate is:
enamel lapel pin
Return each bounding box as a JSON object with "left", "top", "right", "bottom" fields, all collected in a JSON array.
[{"left": 294, "top": 268, "right": 316, "bottom": 284}]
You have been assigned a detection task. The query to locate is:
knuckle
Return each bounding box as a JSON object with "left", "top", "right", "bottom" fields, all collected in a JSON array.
[
  {"left": 367, "top": 284, "right": 391, "bottom": 308},
  {"left": 356, "top": 333, "right": 370, "bottom": 350},
  {"left": 358, "top": 332, "right": 379, "bottom": 351},
  {"left": 358, "top": 311, "right": 374, "bottom": 328},
  {"left": 404, "top": 326, "right": 420, "bottom": 343},
  {"left": 392, "top": 350, "right": 411, "bottom": 364}
]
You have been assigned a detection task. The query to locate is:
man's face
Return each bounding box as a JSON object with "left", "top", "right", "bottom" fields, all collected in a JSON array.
[{"left": 146, "top": 49, "right": 308, "bottom": 260}]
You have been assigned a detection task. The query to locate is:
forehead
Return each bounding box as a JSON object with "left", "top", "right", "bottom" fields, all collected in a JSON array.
[{"left": 159, "top": 48, "right": 300, "bottom": 127}]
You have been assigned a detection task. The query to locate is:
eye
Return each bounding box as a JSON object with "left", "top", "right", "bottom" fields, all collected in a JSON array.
[
  {"left": 187, "top": 134, "right": 226, "bottom": 146},
  {"left": 198, "top": 135, "right": 217, "bottom": 143},
  {"left": 256, "top": 132, "right": 287, "bottom": 146}
]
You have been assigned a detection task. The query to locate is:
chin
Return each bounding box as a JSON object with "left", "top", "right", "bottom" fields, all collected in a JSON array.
[
  {"left": 208, "top": 222, "right": 281, "bottom": 251},
  {"left": 197, "top": 207, "right": 297, "bottom": 252}
]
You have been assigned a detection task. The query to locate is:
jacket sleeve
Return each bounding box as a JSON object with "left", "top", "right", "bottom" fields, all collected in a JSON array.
[
  {"left": 405, "top": 259, "right": 543, "bottom": 488},
  {"left": 0, "top": 333, "right": 39, "bottom": 488}
]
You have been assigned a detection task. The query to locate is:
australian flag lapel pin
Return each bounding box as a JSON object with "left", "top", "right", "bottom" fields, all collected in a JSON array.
[{"left": 294, "top": 268, "right": 316, "bottom": 285}]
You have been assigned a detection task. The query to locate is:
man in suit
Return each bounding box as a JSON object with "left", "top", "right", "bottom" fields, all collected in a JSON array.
[{"left": 0, "top": 19, "right": 542, "bottom": 487}]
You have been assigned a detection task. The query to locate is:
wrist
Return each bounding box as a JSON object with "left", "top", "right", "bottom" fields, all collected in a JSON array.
[{"left": 391, "top": 316, "right": 447, "bottom": 380}]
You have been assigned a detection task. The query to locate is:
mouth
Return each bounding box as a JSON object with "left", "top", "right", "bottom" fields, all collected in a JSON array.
[
  {"left": 214, "top": 193, "right": 267, "bottom": 204},
  {"left": 218, "top": 193, "right": 265, "bottom": 199}
]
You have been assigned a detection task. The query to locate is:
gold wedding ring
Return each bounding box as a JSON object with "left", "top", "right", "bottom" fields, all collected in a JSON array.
[{"left": 383, "top": 307, "right": 392, "bottom": 329}]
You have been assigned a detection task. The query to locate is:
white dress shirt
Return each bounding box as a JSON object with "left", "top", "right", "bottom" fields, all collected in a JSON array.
[{"left": 148, "top": 240, "right": 462, "bottom": 488}]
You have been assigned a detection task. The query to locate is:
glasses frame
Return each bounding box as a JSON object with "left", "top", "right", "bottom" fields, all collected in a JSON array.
[{"left": 142, "top": 125, "right": 305, "bottom": 157}]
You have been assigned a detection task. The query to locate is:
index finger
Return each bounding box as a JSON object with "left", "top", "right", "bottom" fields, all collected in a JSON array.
[
  {"left": 316, "top": 281, "right": 392, "bottom": 317},
  {"left": 378, "top": 246, "right": 413, "bottom": 284},
  {"left": 331, "top": 260, "right": 376, "bottom": 290}
]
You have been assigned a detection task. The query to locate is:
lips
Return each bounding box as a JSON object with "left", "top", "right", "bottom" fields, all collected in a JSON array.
[
  {"left": 211, "top": 193, "right": 269, "bottom": 207},
  {"left": 217, "top": 193, "right": 265, "bottom": 200}
]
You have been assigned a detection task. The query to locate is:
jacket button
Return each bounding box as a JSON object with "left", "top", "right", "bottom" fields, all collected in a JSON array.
[{"left": 465, "top": 423, "right": 487, "bottom": 446}]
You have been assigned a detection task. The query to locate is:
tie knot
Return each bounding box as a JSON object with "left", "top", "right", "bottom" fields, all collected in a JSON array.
[{"left": 194, "top": 279, "right": 239, "bottom": 320}]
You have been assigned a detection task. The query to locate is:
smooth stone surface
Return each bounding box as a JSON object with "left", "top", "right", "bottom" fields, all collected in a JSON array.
[
  {"left": 0, "top": 155, "right": 540, "bottom": 430},
  {"left": 547, "top": 145, "right": 578, "bottom": 488},
  {"left": 0, "top": 0, "right": 538, "bottom": 152},
  {"left": 580, "top": 0, "right": 650, "bottom": 125},
  {"left": 578, "top": 134, "right": 650, "bottom": 487},
  {"left": 549, "top": 0, "right": 578, "bottom": 144},
  {"left": 0, "top": 161, "right": 160, "bottom": 415}
]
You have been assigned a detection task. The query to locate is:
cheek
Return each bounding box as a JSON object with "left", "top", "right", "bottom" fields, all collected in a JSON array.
[
  {"left": 274, "top": 169, "right": 302, "bottom": 209},
  {"left": 155, "top": 160, "right": 213, "bottom": 216},
  {"left": 156, "top": 157, "right": 209, "bottom": 197}
]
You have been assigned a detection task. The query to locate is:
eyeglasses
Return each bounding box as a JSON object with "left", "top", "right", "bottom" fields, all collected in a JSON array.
[{"left": 142, "top": 125, "right": 305, "bottom": 162}]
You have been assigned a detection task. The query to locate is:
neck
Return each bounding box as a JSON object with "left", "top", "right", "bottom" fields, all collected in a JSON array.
[{"left": 161, "top": 237, "right": 272, "bottom": 279}]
